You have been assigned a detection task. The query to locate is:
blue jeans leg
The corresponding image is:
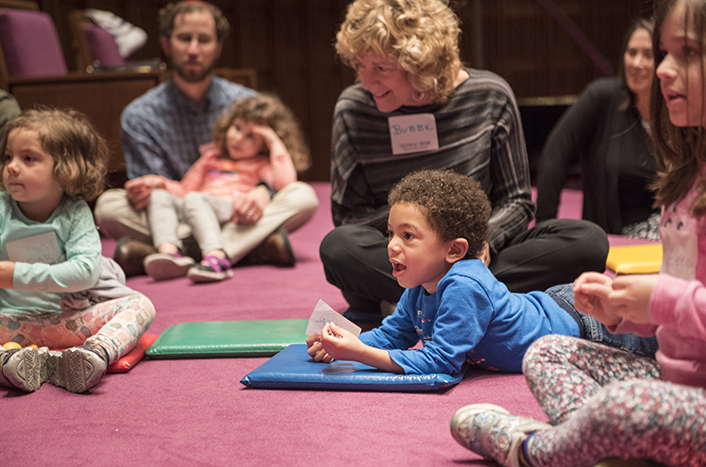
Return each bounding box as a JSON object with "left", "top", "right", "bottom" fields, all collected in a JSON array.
[{"left": 545, "top": 283, "right": 659, "bottom": 359}]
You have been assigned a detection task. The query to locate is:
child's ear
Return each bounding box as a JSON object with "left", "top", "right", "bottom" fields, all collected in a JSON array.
[{"left": 446, "top": 238, "right": 468, "bottom": 264}]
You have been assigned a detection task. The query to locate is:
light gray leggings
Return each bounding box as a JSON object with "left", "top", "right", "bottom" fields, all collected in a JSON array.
[{"left": 148, "top": 189, "right": 232, "bottom": 256}]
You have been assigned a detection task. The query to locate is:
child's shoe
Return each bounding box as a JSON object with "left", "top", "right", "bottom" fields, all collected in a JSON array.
[
  {"left": 0, "top": 347, "right": 46, "bottom": 392},
  {"left": 143, "top": 252, "right": 195, "bottom": 281},
  {"left": 47, "top": 344, "right": 108, "bottom": 393},
  {"left": 450, "top": 403, "right": 551, "bottom": 467},
  {"left": 187, "top": 255, "right": 233, "bottom": 283}
]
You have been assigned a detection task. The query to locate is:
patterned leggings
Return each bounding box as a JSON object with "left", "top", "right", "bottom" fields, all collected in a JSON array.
[
  {"left": 522, "top": 334, "right": 706, "bottom": 467},
  {"left": 0, "top": 294, "right": 155, "bottom": 365}
]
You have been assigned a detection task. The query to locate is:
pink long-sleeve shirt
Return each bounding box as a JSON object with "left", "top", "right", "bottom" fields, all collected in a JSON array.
[
  {"left": 614, "top": 175, "right": 706, "bottom": 388},
  {"left": 159, "top": 143, "right": 297, "bottom": 200}
]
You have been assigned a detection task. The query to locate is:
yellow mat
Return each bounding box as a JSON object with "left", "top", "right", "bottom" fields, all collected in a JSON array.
[{"left": 606, "top": 243, "right": 662, "bottom": 275}]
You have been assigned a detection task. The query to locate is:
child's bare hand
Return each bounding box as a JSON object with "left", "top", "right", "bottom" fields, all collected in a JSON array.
[
  {"left": 306, "top": 334, "right": 334, "bottom": 363},
  {"left": 573, "top": 272, "right": 621, "bottom": 326},
  {"left": 608, "top": 275, "right": 658, "bottom": 324},
  {"left": 320, "top": 323, "right": 366, "bottom": 362}
]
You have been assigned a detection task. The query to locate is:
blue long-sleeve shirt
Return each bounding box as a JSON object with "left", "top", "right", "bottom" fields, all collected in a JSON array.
[{"left": 359, "top": 259, "right": 579, "bottom": 376}]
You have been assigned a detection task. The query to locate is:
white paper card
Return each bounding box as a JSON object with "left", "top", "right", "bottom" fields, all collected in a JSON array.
[
  {"left": 5, "top": 232, "right": 63, "bottom": 264},
  {"left": 388, "top": 113, "right": 439, "bottom": 155},
  {"left": 306, "top": 299, "right": 362, "bottom": 337}
]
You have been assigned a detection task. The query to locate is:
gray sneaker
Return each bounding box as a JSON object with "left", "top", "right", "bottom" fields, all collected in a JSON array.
[
  {"left": 144, "top": 253, "right": 195, "bottom": 281},
  {"left": 47, "top": 346, "right": 107, "bottom": 393},
  {"left": 0, "top": 347, "right": 46, "bottom": 392},
  {"left": 450, "top": 403, "right": 551, "bottom": 467}
]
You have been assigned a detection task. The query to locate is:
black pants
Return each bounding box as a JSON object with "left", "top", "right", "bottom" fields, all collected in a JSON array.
[{"left": 319, "top": 218, "right": 609, "bottom": 314}]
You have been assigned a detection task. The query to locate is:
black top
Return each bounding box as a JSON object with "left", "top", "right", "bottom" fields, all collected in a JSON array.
[{"left": 535, "top": 77, "right": 659, "bottom": 234}]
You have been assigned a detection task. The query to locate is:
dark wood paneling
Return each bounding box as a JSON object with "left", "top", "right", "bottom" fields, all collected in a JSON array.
[{"left": 35, "top": 0, "right": 649, "bottom": 182}]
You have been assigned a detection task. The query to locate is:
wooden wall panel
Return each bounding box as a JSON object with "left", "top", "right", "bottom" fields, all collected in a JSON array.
[{"left": 32, "top": 0, "right": 649, "bottom": 182}]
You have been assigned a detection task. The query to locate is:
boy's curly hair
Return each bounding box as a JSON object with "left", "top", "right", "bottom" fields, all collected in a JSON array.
[
  {"left": 0, "top": 107, "right": 107, "bottom": 202},
  {"left": 388, "top": 169, "right": 490, "bottom": 259},
  {"left": 159, "top": 1, "right": 230, "bottom": 42},
  {"left": 211, "top": 93, "right": 311, "bottom": 173},
  {"left": 336, "top": 0, "right": 462, "bottom": 104}
]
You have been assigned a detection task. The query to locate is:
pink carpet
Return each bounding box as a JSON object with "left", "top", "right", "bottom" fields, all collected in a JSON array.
[{"left": 2, "top": 185, "right": 638, "bottom": 466}]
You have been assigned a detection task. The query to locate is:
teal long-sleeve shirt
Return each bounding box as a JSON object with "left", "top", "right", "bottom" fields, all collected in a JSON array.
[{"left": 0, "top": 192, "right": 101, "bottom": 315}]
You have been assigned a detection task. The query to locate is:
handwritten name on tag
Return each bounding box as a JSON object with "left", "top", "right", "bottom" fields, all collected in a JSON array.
[
  {"left": 5, "top": 232, "right": 63, "bottom": 264},
  {"left": 388, "top": 114, "right": 439, "bottom": 155},
  {"left": 306, "top": 299, "right": 362, "bottom": 337}
]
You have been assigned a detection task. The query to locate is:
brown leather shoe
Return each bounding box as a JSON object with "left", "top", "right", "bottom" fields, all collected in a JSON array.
[
  {"left": 239, "top": 228, "right": 296, "bottom": 267},
  {"left": 114, "top": 237, "right": 155, "bottom": 277}
]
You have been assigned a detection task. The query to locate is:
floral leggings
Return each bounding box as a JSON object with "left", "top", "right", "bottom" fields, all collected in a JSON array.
[
  {"left": 0, "top": 294, "right": 155, "bottom": 365},
  {"left": 522, "top": 334, "right": 706, "bottom": 467}
]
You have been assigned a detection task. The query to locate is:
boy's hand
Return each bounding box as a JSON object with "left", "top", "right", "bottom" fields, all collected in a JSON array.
[
  {"left": 306, "top": 334, "right": 334, "bottom": 363},
  {"left": 320, "top": 323, "right": 366, "bottom": 362}
]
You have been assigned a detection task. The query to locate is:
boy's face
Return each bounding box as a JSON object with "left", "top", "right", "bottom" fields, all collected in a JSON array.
[{"left": 387, "top": 202, "right": 454, "bottom": 294}]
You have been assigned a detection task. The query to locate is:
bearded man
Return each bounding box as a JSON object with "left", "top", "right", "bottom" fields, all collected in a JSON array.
[{"left": 94, "top": 1, "right": 317, "bottom": 276}]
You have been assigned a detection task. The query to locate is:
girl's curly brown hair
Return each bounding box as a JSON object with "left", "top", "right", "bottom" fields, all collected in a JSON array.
[
  {"left": 0, "top": 107, "right": 107, "bottom": 202},
  {"left": 388, "top": 169, "right": 490, "bottom": 259},
  {"left": 211, "top": 93, "right": 311, "bottom": 173},
  {"left": 336, "top": 0, "right": 463, "bottom": 104}
]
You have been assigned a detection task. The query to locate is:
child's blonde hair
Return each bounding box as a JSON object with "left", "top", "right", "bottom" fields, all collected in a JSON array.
[
  {"left": 0, "top": 107, "right": 107, "bottom": 201},
  {"left": 651, "top": 0, "right": 706, "bottom": 216},
  {"left": 212, "top": 93, "right": 311, "bottom": 173},
  {"left": 335, "top": 0, "right": 463, "bottom": 104}
]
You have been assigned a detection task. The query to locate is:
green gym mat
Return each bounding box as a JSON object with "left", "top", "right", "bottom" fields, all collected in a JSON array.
[{"left": 145, "top": 319, "right": 308, "bottom": 359}]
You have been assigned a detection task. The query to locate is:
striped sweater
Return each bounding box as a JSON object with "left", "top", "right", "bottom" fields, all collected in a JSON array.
[{"left": 330, "top": 68, "right": 535, "bottom": 252}]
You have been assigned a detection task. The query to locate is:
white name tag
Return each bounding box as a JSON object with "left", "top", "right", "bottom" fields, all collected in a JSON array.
[
  {"left": 5, "top": 231, "right": 63, "bottom": 264},
  {"left": 388, "top": 113, "right": 439, "bottom": 155}
]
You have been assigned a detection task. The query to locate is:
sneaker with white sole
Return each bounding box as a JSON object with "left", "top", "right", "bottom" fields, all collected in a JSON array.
[
  {"left": 187, "top": 255, "right": 233, "bottom": 283},
  {"left": 47, "top": 345, "right": 108, "bottom": 393},
  {"left": 0, "top": 347, "right": 46, "bottom": 392},
  {"left": 144, "top": 253, "right": 195, "bottom": 281},
  {"left": 450, "top": 403, "right": 551, "bottom": 467}
]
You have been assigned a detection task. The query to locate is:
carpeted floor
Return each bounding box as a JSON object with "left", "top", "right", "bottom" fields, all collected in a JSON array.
[{"left": 1, "top": 184, "right": 645, "bottom": 467}]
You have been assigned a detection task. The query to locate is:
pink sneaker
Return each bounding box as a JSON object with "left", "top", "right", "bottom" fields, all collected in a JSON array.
[{"left": 187, "top": 255, "right": 233, "bottom": 283}]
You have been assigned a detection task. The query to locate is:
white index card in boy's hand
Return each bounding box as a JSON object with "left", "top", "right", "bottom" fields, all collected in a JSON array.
[{"left": 306, "top": 299, "right": 362, "bottom": 337}]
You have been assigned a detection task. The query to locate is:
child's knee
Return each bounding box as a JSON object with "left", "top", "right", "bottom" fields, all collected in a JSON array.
[{"left": 523, "top": 334, "right": 574, "bottom": 370}]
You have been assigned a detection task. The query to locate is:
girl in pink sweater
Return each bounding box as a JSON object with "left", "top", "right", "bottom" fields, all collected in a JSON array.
[
  {"left": 141, "top": 93, "right": 311, "bottom": 283},
  {"left": 450, "top": 1, "right": 706, "bottom": 465}
]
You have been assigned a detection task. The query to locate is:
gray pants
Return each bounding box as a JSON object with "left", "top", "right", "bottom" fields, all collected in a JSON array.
[
  {"left": 94, "top": 181, "right": 319, "bottom": 265},
  {"left": 147, "top": 189, "right": 235, "bottom": 256}
]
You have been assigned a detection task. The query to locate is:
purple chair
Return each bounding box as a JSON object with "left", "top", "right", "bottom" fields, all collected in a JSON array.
[
  {"left": 0, "top": 4, "right": 166, "bottom": 186},
  {"left": 82, "top": 21, "right": 125, "bottom": 68},
  {"left": 0, "top": 8, "right": 68, "bottom": 77}
]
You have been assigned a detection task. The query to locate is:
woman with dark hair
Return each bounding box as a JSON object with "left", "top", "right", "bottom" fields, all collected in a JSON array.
[{"left": 535, "top": 18, "right": 660, "bottom": 240}]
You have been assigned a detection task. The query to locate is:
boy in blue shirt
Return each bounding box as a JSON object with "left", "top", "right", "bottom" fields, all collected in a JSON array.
[{"left": 306, "top": 170, "right": 656, "bottom": 377}]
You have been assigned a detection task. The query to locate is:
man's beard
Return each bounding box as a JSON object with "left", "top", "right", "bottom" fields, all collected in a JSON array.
[{"left": 172, "top": 61, "right": 215, "bottom": 83}]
